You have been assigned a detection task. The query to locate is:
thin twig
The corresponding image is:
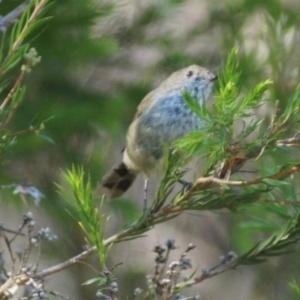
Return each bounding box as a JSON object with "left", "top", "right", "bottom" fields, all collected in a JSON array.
[
  {"left": 49, "top": 291, "right": 71, "bottom": 300},
  {"left": 181, "top": 258, "right": 238, "bottom": 288},
  {"left": 76, "top": 260, "right": 100, "bottom": 275},
  {"left": 0, "top": 65, "right": 27, "bottom": 111},
  {"left": 31, "top": 246, "right": 97, "bottom": 279},
  {"left": 10, "top": 218, "right": 28, "bottom": 244},
  {"left": 18, "top": 227, "right": 33, "bottom": 273},
  {"left": 153, "top": 164, "right": 300, "bottom": 219},
  {"left": 0, "top": 229, "right": 16, "bottom": 276},
  {"left": 178, "top": 225, "right": 300, "bottom": 290},
  {"left": 276, "top": 136, "right": 300, "bottom": 146},
  {"left": 158, "top": 247, "right": 170, "bottom": 281},
  {"left": 0, "top": 226, "right": 26, "bottom": 237},
  {"left": 32, "top": 243, "right": 41, "bottom": 273},
  {"left": 7, "top": 127, "right": 36, "bottom": 137},
  {"left": 193, "top": 164, "right": 300, "bottom": 188}
]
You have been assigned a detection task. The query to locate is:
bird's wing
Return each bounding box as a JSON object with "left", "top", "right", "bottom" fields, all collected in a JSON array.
[{"left": 133, "top": 89, "right": 157, "bottom": 120}]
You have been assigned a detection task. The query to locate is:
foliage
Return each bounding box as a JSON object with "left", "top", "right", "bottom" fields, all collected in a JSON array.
[
  {"left": 59, "top": 166, "right": 110, "bottom": 268},
  {"left": 0, "top": 0, "right": 49, "bottom": 163},
  {"left": 289, "top": 280, "right": 300, "bottom": 300}
]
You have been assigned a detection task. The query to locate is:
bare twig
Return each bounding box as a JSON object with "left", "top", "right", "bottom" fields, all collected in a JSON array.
[
  {"left": 178, "top": 225, "right": 300, "bottom": 290},
  {"left": 19, "top": 232, "right": 34, "bottom": 273},
  {"left": 178, "top": 254, "right": 239, "bottom": 288},
  {"left": 76, "top": 260, "right": 101, "bottom": 275},
  {"left": 32, "top": 243, "right": 41, "bottom": 273},
  {"left": 0, "top": 225, "right": 26, "bottom": 237},
  {"left": 0, "top": 229, "right": 16, "bottom": 276},
  {"left": 193, "top": 164, "right": 300, "bottom": 189},
  {"left": 49, "top": 291, "right": 71, "bottom": 300},
  {"left": 276, "top": 136, "right": 300, "bottom": 146},
  {"left": 0, "top": 64, "right": 27, "bottom": 112},
  {"left": 7, "top": 127, "right": 36, "bottom": 137},
  {"left": 32, "top": 246, "right": 97, "bottom": 279}
]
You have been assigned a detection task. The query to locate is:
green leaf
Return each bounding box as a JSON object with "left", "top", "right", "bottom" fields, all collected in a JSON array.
[
  {"left": 262, "top": 178, "right": 290, "bottom": 187},
  {"left": 37, "top": 133, "right": 55, "bottom": 144},
  {"left": 2, "top": 45, "right": 29, "bottom": 74},
  {"left": 236, "top": 79, "right": 273, "bottom": 115},
  {"left": 289, "top": 280, "right": 300, "bottom": 299},
  {"left": 11, "top": 85, "right": 26, "bottom": 107},
  {"left": 21, "top": 17, "right": 53, "bottom": 41},
  {"left": 82, "top": 276, "right": 106, "bottom": 286}
]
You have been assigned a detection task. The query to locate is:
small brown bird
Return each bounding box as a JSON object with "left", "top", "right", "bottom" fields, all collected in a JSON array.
[{"left": 102, "top": 65, "right": 217, "bottom": 199}]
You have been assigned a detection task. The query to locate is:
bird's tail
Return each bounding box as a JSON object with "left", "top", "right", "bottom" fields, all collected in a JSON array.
[{"left": 102, "top": 161, "right": 137, "bottom": 199}]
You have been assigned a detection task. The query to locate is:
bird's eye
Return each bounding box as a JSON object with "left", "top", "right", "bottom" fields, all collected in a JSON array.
[{"left": 186, "top": 70, "right": 194, "bottom": 77}]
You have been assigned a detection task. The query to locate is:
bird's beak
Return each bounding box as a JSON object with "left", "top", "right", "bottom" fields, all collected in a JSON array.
[{"left": 210, "top": 75, "right": 218, "bottom": 82}]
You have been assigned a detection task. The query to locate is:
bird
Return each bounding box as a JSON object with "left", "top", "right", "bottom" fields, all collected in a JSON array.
[{"left": 102, "top": 65, "right": 217, "bottom": 201}]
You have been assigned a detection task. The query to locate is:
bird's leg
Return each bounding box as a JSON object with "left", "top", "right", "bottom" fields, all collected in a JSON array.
[{"left": 143, "top": 178, "right": 149, "bottom": 212}]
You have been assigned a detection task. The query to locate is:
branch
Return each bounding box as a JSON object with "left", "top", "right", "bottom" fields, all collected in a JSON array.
[
  {"left": 0, "top": 64, "right": 27, "bottom": 112},
  {"left": 193, "top": 164, "right": 300, "bottom": 189},
  {"left": 276, "top": 136, "right": 300, "bottom": 146},
  {"left": 30, "top": 228, "right": 138, "bottom": 279},
  {"left": 29, "top": 246, "right": 96, "bottom": 279},
  {"left": 0, "top": 247, "right": 97, "bottom": 294},
  {"left": 0, "top": 277, "right": 15, "bottom": 300},
  {"left": 4, "top": 163, "right": 298, "bottom": 288},
  {"left": 11, "top": 0, "right": 47, "bottom": 54},
  {"left": 176, "top": 212, "right": 300, "bottom": 290},
  {"left": 152, "top": 164, "right": 300, "bottom": 219},
  {"left": 2, "top": 146, "right": 300, "bottom": 296},
  {"left": 0, "top": 225, "right": 26, "bottom": 237},
  {"left": 179, "top": 253, "right": 239, "bottom": 289},
  {"left": 0, "top": 0, "right": 47, "bottom": 77}
]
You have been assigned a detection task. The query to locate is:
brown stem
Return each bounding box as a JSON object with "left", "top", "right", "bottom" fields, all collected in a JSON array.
[{"left": 0, "top": 68, "right": 26, "bottom": 111}]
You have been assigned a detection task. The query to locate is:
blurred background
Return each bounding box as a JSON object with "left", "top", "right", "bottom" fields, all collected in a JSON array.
[{"left": 1, "top": 0, "right": 300, "bottom": 299}]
